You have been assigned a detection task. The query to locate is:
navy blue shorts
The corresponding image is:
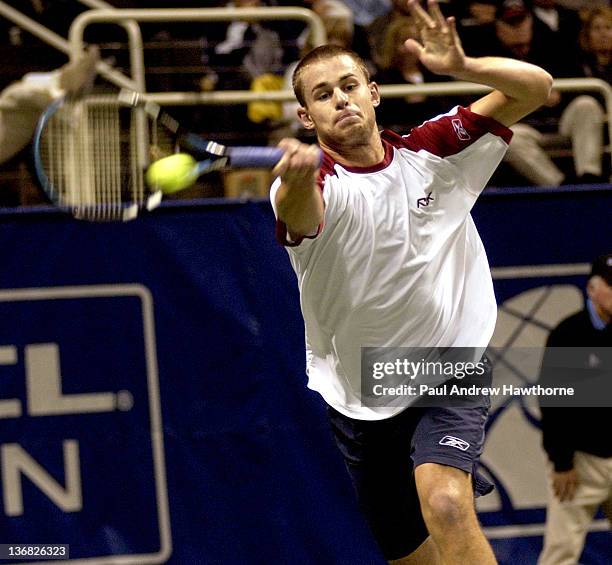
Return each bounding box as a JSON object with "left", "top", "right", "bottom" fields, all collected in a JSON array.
[{"left": 327, "top": 397, "right": 492, "bottom": 560}]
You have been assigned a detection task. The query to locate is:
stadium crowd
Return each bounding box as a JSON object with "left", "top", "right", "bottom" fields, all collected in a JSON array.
[{"left": 0, "top": 0, "right": 610, "bottom": 204}]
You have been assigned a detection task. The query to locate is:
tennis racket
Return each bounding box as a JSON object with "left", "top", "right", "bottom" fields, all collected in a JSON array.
[{"left": 33, "top": 89, "right": 284, "bottom": 222}]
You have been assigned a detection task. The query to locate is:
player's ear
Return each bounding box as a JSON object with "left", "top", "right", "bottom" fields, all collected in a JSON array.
[
  {"left": 297, "top": 106, "right": 315, "bottom": 130},
  {"left": 369, "top": 81, "right": 380, "bottom": 108}
]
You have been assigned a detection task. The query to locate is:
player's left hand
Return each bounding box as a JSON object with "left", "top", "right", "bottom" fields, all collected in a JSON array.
[{"left": 404, "top": 0, "right": 467, "bottom": 77}]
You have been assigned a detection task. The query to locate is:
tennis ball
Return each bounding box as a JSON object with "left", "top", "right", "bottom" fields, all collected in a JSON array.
[{"left": 145, "top": 153, "right": 198, "bottom": 194}]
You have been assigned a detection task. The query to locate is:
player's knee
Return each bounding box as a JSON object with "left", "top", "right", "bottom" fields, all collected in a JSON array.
[{"left": 421, "top": 487, "right": 471, "bottom": 530}]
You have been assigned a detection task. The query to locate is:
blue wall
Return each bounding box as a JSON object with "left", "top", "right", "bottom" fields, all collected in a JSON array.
[{"left": 0, "top": 186, "right": 610, "bottom": 564}]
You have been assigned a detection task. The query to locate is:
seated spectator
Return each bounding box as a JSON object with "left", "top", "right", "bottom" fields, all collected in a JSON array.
[
  {"left": 532, "top": 0, "right": 582, "bottom": 67},
  {"left": 579, "top": 6, "right": 612, "bottom": 84},
  {"left": 456, "top": 1, "right": 503, "bottom": 56},
  {"left": 203, "top": 0, "right": 284, "bottom": 92},
  {"left": 0, "top": 48, "right": 98, "bottom": 205},
  {"left": 373, "top": 17, "right": 449, "bottom": 133},
  {"left": 336, "top": 0, "right": 391, "bottom": 27},
  {"left": 455, "top": 0, "right": 498, "bottom": 28},
  {"left": 486, "top": 0, "right": 606, "bottom": 185},
  {"left": 303, "top": 0, "right": 373, "bottom": 66},
  {"left": 199, "top": 0, "right": 288, "bottom": 143},
  {"left": 533, "top": 0, "right": 582, "bottom": 39},
  {"left": 367, "top": 0, "right": 413, "bottom": 68}
]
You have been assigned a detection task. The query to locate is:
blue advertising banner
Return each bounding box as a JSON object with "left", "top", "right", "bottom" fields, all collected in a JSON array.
[
  {"left": 0, "top": 186, "right": 610, "bottom": 564},
  {"left": 0, "top": 287, "right": 169, "bottom": 563}
]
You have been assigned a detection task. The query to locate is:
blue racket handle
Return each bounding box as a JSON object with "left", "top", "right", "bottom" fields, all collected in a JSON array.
[{"left": 227, "top": 147, "right": 285, "bottom": 168}]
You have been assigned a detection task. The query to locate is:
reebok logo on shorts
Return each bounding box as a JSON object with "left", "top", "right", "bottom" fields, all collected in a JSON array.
[
  {"left": 439, "top": 435, "right": 470, "bottom": 451},
  {"left": 452, "top": 119, "right": 471, "bottom": 141}
]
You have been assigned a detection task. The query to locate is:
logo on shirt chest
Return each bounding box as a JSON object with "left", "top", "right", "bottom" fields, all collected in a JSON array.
[
  {"left": 417, "top": 192, "right": 435, "bottom": 208},
  {"left": 452, "top": 118, "right": 471, "bottom": 141}
]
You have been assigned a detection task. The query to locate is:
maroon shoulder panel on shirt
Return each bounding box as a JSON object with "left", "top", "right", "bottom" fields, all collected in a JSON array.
[
  {"left": 274, "top": 151, "right": 335, "bottom": 247},
  {"left": 383, "top": 106, "right": 513, "bottom": 157}
]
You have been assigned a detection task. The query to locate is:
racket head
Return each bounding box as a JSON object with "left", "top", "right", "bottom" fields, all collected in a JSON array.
[{"left": 33, "top": 93, "right": 168, "bottom": 222}]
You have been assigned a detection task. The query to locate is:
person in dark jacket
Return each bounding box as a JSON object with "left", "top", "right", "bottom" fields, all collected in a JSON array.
[{"left": 538, "top": 253, "right": 612, "bottom": 565}]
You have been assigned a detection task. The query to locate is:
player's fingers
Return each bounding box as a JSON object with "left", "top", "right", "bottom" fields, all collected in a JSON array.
[
  {"left": 304, "top": 145, "right": 322, "bottom": 169},
  {"left": 428, "top": 0, "right": 447, "bottom": 30},
  {"left": 447, "top": 16, "right": 460, "bottom": 44},
  {"left": 273, "top": 138, "right": 301, "bottom": 175},
  {"left": 277, "top": 137, "right": 302, "bottom": 154},
  {"left": 273, "top": 151, "right": 293, "bottom": 177},
  {"left": 406, "top": 0, "right": 435, "bottom": 30},
  {"left": 404, "top": 38, "right": 424, "bottom": 57}
]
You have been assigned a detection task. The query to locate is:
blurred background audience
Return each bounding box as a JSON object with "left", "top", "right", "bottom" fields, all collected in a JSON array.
[{"left": 0, "top": 0, "right": 610, "bottom": 204}]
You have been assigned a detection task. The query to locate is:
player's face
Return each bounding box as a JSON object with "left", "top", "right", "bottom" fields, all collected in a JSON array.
[{"left": 297, "top": 55, "right": 380, "bottom": 148}]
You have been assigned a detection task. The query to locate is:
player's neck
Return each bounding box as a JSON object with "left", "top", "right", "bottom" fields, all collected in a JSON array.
[{"left": 319, "top": 129, "right": 385, "bottom": 169}]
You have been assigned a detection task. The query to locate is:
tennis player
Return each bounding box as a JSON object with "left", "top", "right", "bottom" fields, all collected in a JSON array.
[{"left": 270, "top": 1, "right": 552, "bottom": 563}]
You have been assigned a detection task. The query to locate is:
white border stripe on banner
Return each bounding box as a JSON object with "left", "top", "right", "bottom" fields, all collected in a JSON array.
[
  {"left": 491, "top": 263, "right": 590, "bottom": 280},
  {"left": 484, "top": 519, "right": 610, "bottom": 539}
]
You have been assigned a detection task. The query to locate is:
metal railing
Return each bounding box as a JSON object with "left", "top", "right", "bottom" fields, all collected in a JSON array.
[
  {"left": 68, "top": 8, "right": 612, "bottom": 172},
  {"left": 69, "top": 7, "right": 326, "bottom": 91},
  {"left": 1, "top": 3, "right": 611, "bottom": 172},
  {"left": 0, "top": 0, "right": 143, "bottom": 90}
]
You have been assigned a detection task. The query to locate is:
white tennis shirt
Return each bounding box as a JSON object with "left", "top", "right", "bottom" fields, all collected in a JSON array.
[{"left": 270, "top": 106, "right": 512, "bottom": 420}]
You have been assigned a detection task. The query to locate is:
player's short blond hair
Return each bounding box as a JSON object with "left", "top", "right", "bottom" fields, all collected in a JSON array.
[{"left": 292, "top": 45, "right": 370, "bottom": 107}]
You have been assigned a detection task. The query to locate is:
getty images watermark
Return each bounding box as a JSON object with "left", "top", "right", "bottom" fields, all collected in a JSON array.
[{"left": 361, "top": 347, "right": 612, "bottom": 408}]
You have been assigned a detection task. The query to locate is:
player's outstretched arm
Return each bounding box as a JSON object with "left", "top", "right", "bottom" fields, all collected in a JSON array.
[
  {"left": 273, "top": 138, "right": 323, "bottom": 238},
  {"left": 405, "top": 0, "right": 552, "bottom": 126}
]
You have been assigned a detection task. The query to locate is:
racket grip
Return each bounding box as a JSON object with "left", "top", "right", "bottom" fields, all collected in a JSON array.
[{"left": 227, "top": 147, "right": 284, "bottom": 168}]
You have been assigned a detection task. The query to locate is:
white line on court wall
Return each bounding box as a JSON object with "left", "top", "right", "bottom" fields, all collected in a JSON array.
[
  {"left": 491, "top": 263, "right": 590, "bottom": 280},
  {"left": 484, "top": 519, "right": 610, "bottom": 539}
]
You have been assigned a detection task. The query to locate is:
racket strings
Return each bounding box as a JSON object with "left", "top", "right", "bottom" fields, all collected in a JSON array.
[{"left": 39, "top": 94, "right": 161, "bottom": 221}]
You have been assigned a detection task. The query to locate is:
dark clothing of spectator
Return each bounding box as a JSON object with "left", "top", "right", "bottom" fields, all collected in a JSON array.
[
  {"left": 580, "top": 54, "right": 612, "bottom": 85},
  {"left": 539, "top": 307, "right": 612, "bottom": 472}
]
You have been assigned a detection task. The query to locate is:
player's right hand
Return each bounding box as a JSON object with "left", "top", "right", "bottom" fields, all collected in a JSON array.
[{"left": 273, "top": 138, "right": 321, "bottom": 190}]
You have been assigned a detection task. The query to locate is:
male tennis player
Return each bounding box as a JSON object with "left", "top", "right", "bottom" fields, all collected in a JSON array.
[{"left": 270, "top": 1, "right": 552, "bottom": 563}]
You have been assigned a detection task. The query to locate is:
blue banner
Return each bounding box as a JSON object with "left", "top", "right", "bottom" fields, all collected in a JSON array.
[{"left": 0, "top": 186, "right": 610, "bottom": 564}]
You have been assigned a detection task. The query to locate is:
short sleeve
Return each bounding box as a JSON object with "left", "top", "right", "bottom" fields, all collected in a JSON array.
[{"left": 384, "top": 106, "right": 513, "bottom": 195}]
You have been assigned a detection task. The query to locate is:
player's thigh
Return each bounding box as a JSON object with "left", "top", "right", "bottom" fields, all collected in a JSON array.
[{"left": 326, "top": 406, "right": 430, "bottom": 560}]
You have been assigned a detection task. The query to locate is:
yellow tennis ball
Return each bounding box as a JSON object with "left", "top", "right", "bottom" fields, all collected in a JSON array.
[{"left": 145, "top": 153, "right": 198, "bottom": 194}]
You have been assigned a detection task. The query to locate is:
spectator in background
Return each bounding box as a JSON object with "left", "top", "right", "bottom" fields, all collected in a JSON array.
[
  {"left": 532, "top": 0, "right": 582, "bottom": 46},
  {"left": 367, "top": 0, "right": 414, "bottom": 68},
  {"left": 325, "top": 0, "right": 391, "bottom": 27},
  {"left": 202, "top": 0, "right": 284, "bottom": 92},
  {"left": 199, "top": 0, "right": 292, "bottom": 143},
  {"left": 373, "top": 16, "right": 448, "bottom": 133},
  {"left": 579, "top": 6, "right": 612, "bottom": 85},
  {"left": 456, "top": 1, "right": 504, "bottom": 55},
  {"left": 538, "top": 254, "right": 612, "bottom": 565},
  {"left": 531, "top": 0, "right": 582, "bottom": 75},
  {"left": 303, "top": 0, "right": 372, "bottom": 65},
  {"left": 0, "top": 48, "right": 98, "bottom": 166},
  {"left": 0, "top": 48, "right": 98, "bottom": 205},
  {"left": 457, "top": 0, "right": 499, "bottom": 28},
  {"left": 487, "top": 0, "right": 606, "bottom": 185}
]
